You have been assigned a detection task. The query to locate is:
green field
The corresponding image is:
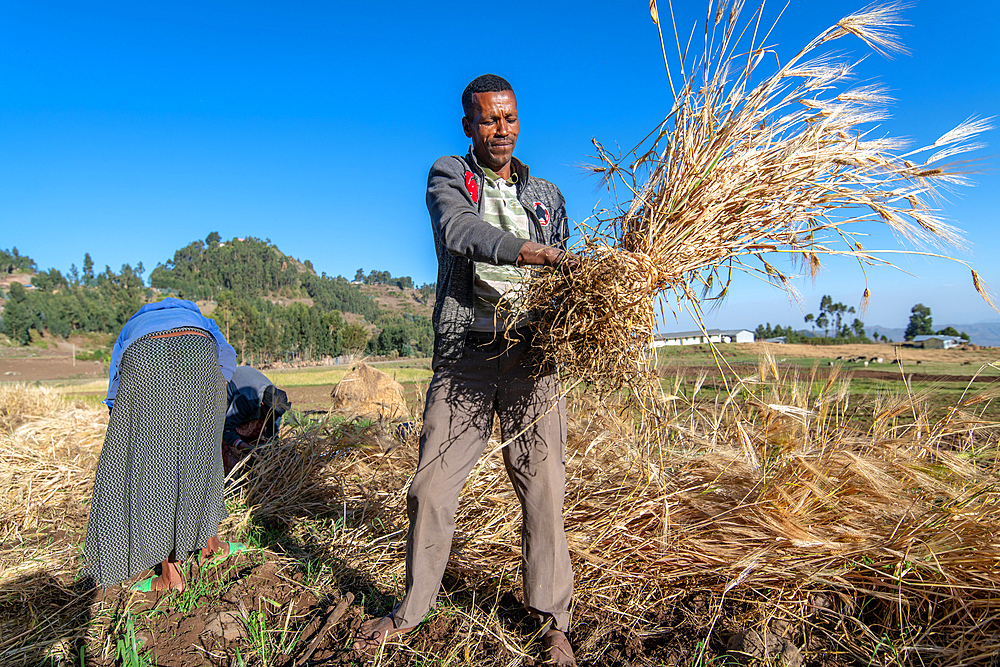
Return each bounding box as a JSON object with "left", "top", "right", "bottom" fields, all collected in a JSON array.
[
  {"left": 265, "top": 359, "right": 432, "bottom": 387},
  {"left": 653, "top": 344, "right": 1000, "bottom": 423}
]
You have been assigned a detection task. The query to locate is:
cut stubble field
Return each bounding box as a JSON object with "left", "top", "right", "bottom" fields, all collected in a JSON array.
[{"left": 3, "top": 342, "right": 1000, "bottom": 666}]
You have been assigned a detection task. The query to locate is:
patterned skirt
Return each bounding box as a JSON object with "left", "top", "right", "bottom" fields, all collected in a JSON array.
[{"left": 82, "top": 328, "right": 228, "bottom": 587}]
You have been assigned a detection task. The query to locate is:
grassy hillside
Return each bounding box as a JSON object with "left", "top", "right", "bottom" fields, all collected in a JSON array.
[{"left": 1, "top": 236, "right": 435, "bottom": 361}]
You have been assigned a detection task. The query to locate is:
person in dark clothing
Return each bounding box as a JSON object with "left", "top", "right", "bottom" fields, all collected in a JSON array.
[{"left": 221, "top": 366, "right": 291, "bottom": 476}]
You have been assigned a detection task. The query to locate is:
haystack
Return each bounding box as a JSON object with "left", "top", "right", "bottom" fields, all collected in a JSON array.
[{"left": 330, "top": 362, "right": 409, "bottom": 422}]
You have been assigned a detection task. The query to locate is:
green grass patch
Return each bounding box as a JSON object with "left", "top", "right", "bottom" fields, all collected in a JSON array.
[
  {"left": 114, "top": 612, "right": 153, "bottom": 667},
  {"left": 174, "top": 561, "right": 239, "bottom": 615},
  {"left": 74, "top": 347, "right": 110, "bottom": 363},
  {"left": 654, "top": 344, "right": 1000, "bottom": 377},
  {"left": 239, "top": 604, "right": 304, "bottom": 667},
  {"left": 50, "top": 379, "right": 108, "bottom": 395},
  {"left": 60, "top": 392, "right": 107, "bottom": 408},
  {"left": 267, "top": 362, "right": 432, "bottom": 387}
]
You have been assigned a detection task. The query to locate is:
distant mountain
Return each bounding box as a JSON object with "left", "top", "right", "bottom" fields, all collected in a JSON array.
[
  {"left": 869, "top": 322, "right": 1000, "bottom": 347},
  {"left": 944, "top": 322, "right": 1000, "bottom": 347}
]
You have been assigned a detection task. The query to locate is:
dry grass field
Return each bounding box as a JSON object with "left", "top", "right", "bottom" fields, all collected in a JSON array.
[{"left": 3, "top": 345, "right": 1000, "bottom": 666}]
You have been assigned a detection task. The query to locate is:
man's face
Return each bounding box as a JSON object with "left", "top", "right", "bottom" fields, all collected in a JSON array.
[{"left": 462, "top": 90, "right": 519, "bottom": 177}]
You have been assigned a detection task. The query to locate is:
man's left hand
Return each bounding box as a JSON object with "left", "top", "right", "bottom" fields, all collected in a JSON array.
[{"left": 517, "top": 241, "right": 578, "bottom": 270}]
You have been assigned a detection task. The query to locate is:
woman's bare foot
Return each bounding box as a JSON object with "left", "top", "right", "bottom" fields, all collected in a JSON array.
[
  {"left": 148, "top": 561, "right": 185, "bottom": 593},
  {"left": 199, "top": 535, "right": 229, "bottom": 564}
]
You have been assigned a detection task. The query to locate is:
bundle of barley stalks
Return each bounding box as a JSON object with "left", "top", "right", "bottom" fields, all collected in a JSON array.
[{"left": 521, "top": 0, "right": 993, "bottom": 399}]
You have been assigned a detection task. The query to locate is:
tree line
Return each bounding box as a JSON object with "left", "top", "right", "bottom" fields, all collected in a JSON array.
[
  {"left": 1, "top": 247, "right": 37, "bottom": 275},
  {"left": 755, "top": 295, "right": 872, "bottom": 344},
  {"left": 1, "top": 261, "right": 146, "bottom": 345},
  {"left": 754, "top": 297, "right": 971, "bottom": 344},
  {"left": 210, "top": 293, "right": 370, "bottom": 364},
  {"left": 0, "top": 235, "right": 436, "bottom": 361},
  {"left": 354, "top": 267, "right": 435, "bottom": 301}
]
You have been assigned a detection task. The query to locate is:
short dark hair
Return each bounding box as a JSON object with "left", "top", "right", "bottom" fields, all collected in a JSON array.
[{"left": 462, "top": 74, "right": 514, "bottom": 119}]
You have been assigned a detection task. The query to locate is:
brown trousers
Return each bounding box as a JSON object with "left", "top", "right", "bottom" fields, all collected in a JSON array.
[{"left": 392, "top": 333, "right": 574, "bottom": 631}]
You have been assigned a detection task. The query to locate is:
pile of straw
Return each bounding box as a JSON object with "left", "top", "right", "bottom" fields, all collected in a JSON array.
[
  {"left": 234, "top": 365, "right": 1000, "bottom": 665},
  {"left": 0, "top": 385, "right": 105, "bottom": 559},
  {"left": 0, "top": 386, "right": 106, "bottom": 666},
  {"left": 330, "top": 362, "right": 410, "bottom": 422},
  {"left": 521, "top": 0, "right": 993, "bottom": 397},
  {"left": 4, "top": 375, "right": 1000, "bottom": 664}
]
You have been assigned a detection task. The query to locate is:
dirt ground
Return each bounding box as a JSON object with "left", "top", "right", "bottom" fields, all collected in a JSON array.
[
  {"left": 284, "top": 385, "right": 338, "bottom": 413},
  {"left": 4, "top": 340, "right": 997, "bottom": 392},
  {"left": 744, "top": 341, "right": 998, "bottom": 364},
  {"left": 0, "top": 273, "right": 33, "bottom": 290},
  {"left": 358, "top": 284, "right": 433, "bottom": 318},
  {"left": 0, "top": 342, "right": 105, "bottom": 382}
]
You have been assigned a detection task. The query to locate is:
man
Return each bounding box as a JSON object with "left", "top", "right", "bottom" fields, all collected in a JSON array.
[
  {"left": 221, "top": 366, "right": 291, "bottom": 476},
  {"left": 354, "top": 74, "right": 576, "bottom": 665}
]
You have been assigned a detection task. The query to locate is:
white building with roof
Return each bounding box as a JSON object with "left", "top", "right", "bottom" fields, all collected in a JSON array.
[
  {"left": 653, "top": 329, "right": 755, "bottom": 347},
  {"left": 909, "top": 334, "right": 960, "bottom": 349}
]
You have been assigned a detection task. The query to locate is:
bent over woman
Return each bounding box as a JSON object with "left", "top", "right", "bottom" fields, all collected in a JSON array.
[{"left": 82, "top": 298, "right": 239, "bottom": 592}]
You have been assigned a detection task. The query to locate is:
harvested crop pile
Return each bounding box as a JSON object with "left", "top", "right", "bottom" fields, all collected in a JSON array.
[
  {"left": 520, "top": 0, "right": 994, "bottom": 401},
  {"left": 330, "top": 361, "right": 410, "bottom": 422},
  {"left": 0, "top": 385, "right": 106, "bottom": 665}
]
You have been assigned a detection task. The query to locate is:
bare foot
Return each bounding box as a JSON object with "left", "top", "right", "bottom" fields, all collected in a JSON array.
[
  {"left": 352, "top": 615, "right": 415, "bottom": 655},
  {"left": 149, "top": 562, "right": 185, "bottom": 593},
  {"left": 199, "top": 536, "right": 229, "bottom": 564},
  {"left": 542, "top": 629, "right": 576, "bottom": 666}
]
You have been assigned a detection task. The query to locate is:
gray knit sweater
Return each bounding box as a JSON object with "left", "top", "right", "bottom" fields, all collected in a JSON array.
[{"left": 427, "top": 150, "right": 569, "bottom": 358}]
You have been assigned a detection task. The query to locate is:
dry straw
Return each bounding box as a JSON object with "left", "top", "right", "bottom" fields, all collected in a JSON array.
[
  {"left": 520, "top": 0, "right": 993, "bottom": 399},
  {"left": 236, "top": 366, "right": 1000, "bottom": 665},
  {"left": 3, "top": 373, "right": 1000, "bottom": 664},
  {"left": 329, "top": 361, "right": 410, "bottom": 422},
  {"left": 0, "top": 386, "right": 106, "bottom": 666}
]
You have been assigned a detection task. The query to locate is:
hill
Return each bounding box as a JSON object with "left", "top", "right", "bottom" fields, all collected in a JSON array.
[
  {"left": 0, "top": 236, "right": 436, "bottom": 362},
  {"left": 149, "top": 236, "right": 306, "bottom": 301},
  {"left": 359, "top": 283, "right": 433, "bottom": 319},
  {"left": 148, "top": 234, "right": 435, "bottom": 323}
]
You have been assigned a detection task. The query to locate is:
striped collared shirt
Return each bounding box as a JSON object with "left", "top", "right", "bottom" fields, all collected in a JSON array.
[{"left": 469, "top": 166, "right": 532, "bottom": 332}]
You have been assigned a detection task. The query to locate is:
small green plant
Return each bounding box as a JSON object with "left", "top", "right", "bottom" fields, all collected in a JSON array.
[
  {"left": 115, "top": 613, "right": 152, "bottom": 667},
  {"left": 243, "top": 609, "right": 271, "bottom": 666},
  {"left": 239, "top": 605, "right": 302, "bottom": 667},
  {"left": 240, "top": 517, "right": 284, "bottom": 550},
  {"left": 175, "top": 563, "right": 235, "bottom": 614}
]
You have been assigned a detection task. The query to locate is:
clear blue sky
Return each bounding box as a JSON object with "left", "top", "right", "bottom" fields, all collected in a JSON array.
[{"left": 2, "top": 1, "right": 998, "bottom": 331}]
